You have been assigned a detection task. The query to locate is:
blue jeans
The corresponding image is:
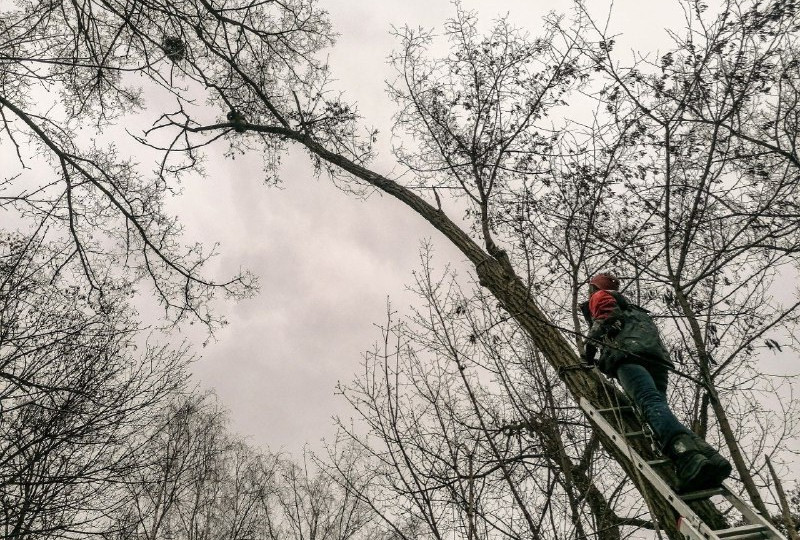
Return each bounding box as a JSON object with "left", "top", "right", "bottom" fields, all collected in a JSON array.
[{"left": 616, "top": 363, "right": 692, "bottom": 450}]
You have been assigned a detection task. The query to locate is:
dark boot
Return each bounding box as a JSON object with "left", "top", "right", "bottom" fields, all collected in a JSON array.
[
  {"left": 667, "top": 433, "right": 715, "bottom": 493},
  {"left": 690, "top": 433, "right": 732, "bottom": 486}
]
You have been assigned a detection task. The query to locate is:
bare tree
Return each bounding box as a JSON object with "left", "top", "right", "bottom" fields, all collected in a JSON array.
[
  {"left": 0, "top": 232, "right": 188, "bottom": 539},
  {"left": 109, "top": 393, "right": 230, "bottom": 540},
  {"left": 3, "top": 0, "right": 800, "bottom": 536},
  {"left": 107, "top": 392, "right": 377, "bottom": 540}
]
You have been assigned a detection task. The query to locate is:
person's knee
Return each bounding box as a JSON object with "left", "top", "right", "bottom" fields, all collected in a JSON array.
[{"left": 637, "top": 387, "right": 667, "bottom": 410}]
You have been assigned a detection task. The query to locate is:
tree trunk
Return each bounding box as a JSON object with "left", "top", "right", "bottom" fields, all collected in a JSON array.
[
  {"left": 672, "top": 287, "right": 769, "bottom": 517},
  {"left": 766, "top": 455, "right": 800, "bottom": 540}
]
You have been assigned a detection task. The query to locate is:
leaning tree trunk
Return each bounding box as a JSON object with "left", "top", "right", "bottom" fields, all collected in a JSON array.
[{"left": 265, "top": 128, "right": 731, "bottom": 538}]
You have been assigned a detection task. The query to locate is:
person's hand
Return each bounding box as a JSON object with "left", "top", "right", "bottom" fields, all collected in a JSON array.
[{"left": 582, "top": 343, "right": 598, "bottom": 365}]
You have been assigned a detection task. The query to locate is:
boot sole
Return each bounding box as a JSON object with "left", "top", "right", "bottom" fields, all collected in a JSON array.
[
  {"left": 678, "top": 458, "right": 718, "bottom": 493},
  {"left": 706, "top": 457, "right": 732, "bottom": 486},
  {"left": 679, "top": 459, "right": 731, "bottom": 493}
]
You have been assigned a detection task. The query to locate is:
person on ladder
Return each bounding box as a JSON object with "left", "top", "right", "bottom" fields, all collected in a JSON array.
[{"left": 581, "top": 273, "right": 733, "bottom": 493}]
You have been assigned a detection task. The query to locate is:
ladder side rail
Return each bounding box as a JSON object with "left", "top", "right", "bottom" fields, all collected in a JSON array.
[
  {"left": 579, "top": 397, "right": 718, "bottom": 537},
  {"left": 721, "top": 482, "right": 787, "bottom": 539},
  {"left": 679, "top": 516, "right": 713, "bottom": 540},
  {"left": 713, "top": 523, "right": 771, "bottom": 539}
]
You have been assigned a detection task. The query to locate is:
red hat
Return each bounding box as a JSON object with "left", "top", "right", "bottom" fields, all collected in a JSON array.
[{"left": 589, "top": 273, "right": 620, "bottom": 291}]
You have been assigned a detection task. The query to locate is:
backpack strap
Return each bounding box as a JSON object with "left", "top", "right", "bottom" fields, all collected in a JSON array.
[
  {"left": 607, "top": 290, "right": 630, "bottom": 310},
  {"left": 579, "top": 301, "right": 592, "bottom": 326},
  {"left": 607, "top": 290, "right": 651, "bottom": 313}
]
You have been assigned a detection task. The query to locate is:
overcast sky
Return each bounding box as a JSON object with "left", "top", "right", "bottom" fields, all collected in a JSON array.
[{"left": 166, "top": 0, "right": 692, "bottom": 455}]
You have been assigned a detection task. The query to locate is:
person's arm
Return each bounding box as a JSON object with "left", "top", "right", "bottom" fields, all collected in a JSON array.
[
  {"left": 583, "top": 340, "right": 598, "bottom": 365},
  {"left": 583, "top": 291, "right": 620, "bottom": 364}
]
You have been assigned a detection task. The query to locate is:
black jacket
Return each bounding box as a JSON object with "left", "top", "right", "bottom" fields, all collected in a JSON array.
[{"left": 580, "top": 291, "right": 674, "bottom": 376}]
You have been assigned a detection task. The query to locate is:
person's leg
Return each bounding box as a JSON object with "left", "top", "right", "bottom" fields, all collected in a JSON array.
[
  {"left": 651, "top": 366, "right": 733, "bottom": 484},
  {"left": 649, "top": 365, "right": 669, "bottom": 395},
  {"left": 616, "top": 363, "right": 692, "bottom": 450},
  {"left": 616, "top": 363, "right": 715, "bottom": 492}
]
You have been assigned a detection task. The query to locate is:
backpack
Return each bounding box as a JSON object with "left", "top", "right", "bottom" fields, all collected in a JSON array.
[{"left": 595, "top": 291, "right": 674, "bottom": 375}]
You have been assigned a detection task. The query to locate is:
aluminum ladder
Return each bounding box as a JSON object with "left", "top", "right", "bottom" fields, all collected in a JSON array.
[{"left": 579, "top": 397, "right": 787, "bottom": 539}]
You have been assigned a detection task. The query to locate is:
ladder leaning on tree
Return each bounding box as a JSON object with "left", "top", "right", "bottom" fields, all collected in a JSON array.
[{"left": 580, "top": 398, "right": 788, "bottom": 540}]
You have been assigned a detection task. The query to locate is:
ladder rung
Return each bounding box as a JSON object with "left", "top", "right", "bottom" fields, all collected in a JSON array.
[
  {"left": 680, "top": 486, "right": 726, "bottom": 502},
  {"left": 646, "top": 458, "right": 670, "bottom": 466},
  {"left": 623, "top": 430, "right": 646, "bottom": 438},
  {"left": 597, "top": 406, "right": 634, "bottom": 413},
  {"left": 712, "top": 524, "right": 769, "bottom": 539}
]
